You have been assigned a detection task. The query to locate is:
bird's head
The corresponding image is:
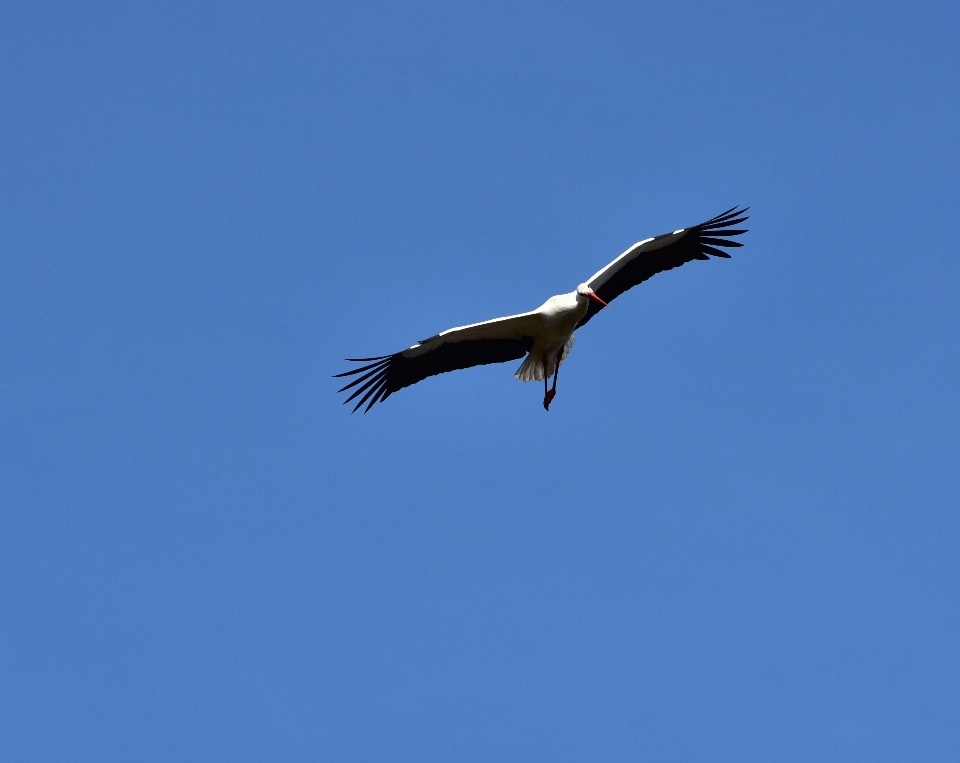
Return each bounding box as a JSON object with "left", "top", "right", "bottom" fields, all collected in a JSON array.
[{"left": 576, "top": 283, "right": 609, "bottom": 307}]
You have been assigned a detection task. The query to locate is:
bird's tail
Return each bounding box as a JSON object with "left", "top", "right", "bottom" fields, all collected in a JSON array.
[
  {"left": 514, "top": 352, "right": 544, "bottom": 382},
  {"left": 513, "top": 336, "right": 575, "bottom": 382}
]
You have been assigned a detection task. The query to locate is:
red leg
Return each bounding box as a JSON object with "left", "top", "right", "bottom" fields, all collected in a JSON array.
[
  {"left": 543, "top": 353, "right": 557, "bottom": 411},
  {"left": 543, "top": 350, "right": 557, "bottom": 410}
]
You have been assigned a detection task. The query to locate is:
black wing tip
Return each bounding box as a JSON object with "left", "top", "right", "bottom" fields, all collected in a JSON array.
[
  {"left": 333, "top": 355, "right": 393, "bottom": 378},
  {"left": 700, "top": 205, "right": 750, "bottom": 228},
  {"left": 335, "top": 354, "right": 396, "bottom": 412},
  {"left": 689, "top": 206, "right": 749, "bottom": 259}
]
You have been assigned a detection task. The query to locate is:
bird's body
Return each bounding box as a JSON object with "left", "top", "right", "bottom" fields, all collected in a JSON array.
[
  {"left": 337, "top": 207, "right": 748, "bottom": 412},
  {"left": 505, "top": 290, "right": 587, "bottom": 382}
]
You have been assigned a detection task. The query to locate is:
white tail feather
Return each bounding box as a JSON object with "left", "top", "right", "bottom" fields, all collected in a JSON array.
[
  {"left": 513, "top": 336, "right": 576, "bottom": 382},
  {"left": 514, "top": 352, "right": 544, "bottom": 382}
]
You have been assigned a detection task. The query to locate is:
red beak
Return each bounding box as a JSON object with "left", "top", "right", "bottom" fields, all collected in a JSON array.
[{"left": 588, "top": 291, "right": 609, "bottom": 307}]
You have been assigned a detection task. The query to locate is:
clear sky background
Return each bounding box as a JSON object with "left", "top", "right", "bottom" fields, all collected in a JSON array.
[{"left": 2, "top": 2, "right": 959, "bottom": 761}]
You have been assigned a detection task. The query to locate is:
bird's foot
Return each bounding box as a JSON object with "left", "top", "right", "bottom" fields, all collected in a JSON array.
[{"left": 543, "top": 389, "right": 556, "bottom": 410}]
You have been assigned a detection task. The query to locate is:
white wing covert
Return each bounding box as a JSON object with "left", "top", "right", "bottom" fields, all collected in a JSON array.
[
  {"left": 335, "top": 311, "right": 540, "bottom": 412},
  {"left": 576, "top": 206, "right": 749, "bottom": 328}
]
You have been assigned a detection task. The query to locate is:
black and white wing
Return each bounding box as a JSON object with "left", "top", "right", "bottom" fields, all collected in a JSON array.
[
  {"left": 335, "top": 312, "right": 539, "bottom": 412},
  {"left": 576, "top": 206, "right": 749, "bottom": 328}
]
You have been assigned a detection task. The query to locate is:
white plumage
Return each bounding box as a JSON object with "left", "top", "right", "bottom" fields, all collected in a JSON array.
[{"left": 336, "top": 207, "right": 748, "bottom": 412}]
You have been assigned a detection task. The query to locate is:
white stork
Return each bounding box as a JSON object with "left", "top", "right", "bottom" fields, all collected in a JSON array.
[{"left": 336, "top": 206, "right": 748, "bottom": 412}]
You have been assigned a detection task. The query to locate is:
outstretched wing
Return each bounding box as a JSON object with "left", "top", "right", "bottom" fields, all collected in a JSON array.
[
  {"left": 576, "top": 206, "right": 749, "bottom": 328},
  {"left": 335, "top": 312, "right": 539, "bottom": 412}
]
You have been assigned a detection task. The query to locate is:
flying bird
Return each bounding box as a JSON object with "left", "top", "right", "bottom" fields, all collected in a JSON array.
[{"left": 336, "top": 206, "right": 748, "bottom": 412}]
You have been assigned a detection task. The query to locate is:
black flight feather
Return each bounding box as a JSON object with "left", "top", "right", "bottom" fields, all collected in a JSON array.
[
  {"left": 335, "top": 336, "right": 535, "bottom": 412},
  {"left": 576, "top": 206, "right": 749, "bottom": 328}
]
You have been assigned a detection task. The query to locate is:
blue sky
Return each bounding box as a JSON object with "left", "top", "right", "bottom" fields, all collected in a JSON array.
[{"left": 2, "top": 2, "right": 958, "bottom": 760}]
